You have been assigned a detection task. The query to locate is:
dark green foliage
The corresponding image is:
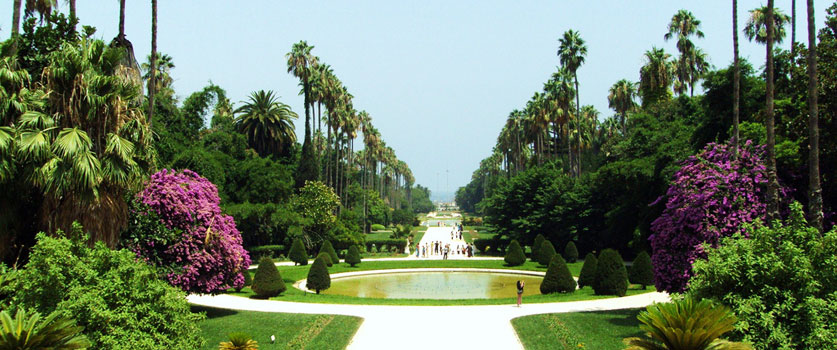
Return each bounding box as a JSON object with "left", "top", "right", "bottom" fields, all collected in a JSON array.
[
  {"left": 288, "top": 238, "right": 308, "bottom": 266},
  {"left": 364, "top": 239, "right": 408, "bottom": 253},
  {"left": 504, "top": 240, "right": 526, "bottom": 266},
  {"left": 538, "top": 241, "right": 557, "bottom": 266},
  {"left": 0, "top": 308, "right": 91, "bottom": 349},
  {"left": 391, "top": 209, "right": 415, "bottom": 226},
  {"left": 294, "top": 135, "right": 319, "bottom": 189},
  {"left": 593, "top": 249, "right": 628, "bottom": 297},
  {"left": 317, "top": 252, "right": 333, "bottom": 267},
  {"left": 247, "top": 245, "right": 285, "bottom": 259},
  {"left": 577, "top": 253, "right": 598, "bottom": 288},
  {"left": 319, "top": 240, "right": 339, "bottom": 265},
  {"left": 628, "top": 251, "right": 654, "bottom": 289},
  {"left": 251, "top": 257, "right": 286, "bottom": 298},
  {"left": 345, "top": 245, "right": 361, "bottom": 267},
  {"left": 531, "top": 234, "right": 545, "bottom": 262},
  {"left": 235, "top": 269, "right": 252, "bottom": 293},
  {"left": 540, "top": 255, "right": 577, "bottom": 294},
  {"left": 410, "top": 185, "right": 435, "bottom": 214},
  {"left": 563, "top": 241, "right": 578, "bottom": 263},
  {"left": 370, "top": 224, "right": 386, "bottom": 231},
  {"left": 306, "top": 256, "right": 331, "bottom": 294}
]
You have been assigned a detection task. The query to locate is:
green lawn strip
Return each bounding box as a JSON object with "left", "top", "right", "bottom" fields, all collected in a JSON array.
[
  {"left": 512, "top": 308, "right": 643, "bottom": 350},
  {"left": 193, "top": 305, "right": 361, "bottom": 350}
]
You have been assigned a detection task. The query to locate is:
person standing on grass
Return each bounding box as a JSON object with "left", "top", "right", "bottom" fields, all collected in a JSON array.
[{"left": 516, "top": 280, "right": 525, "bottom": 307}]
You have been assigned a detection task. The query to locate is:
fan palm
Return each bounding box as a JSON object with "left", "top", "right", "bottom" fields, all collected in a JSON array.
[
  {"left": 639, "top": 47, "right": 675, "bottom": 107},
  {"left": 234, "top": 90, "right": 297, "bottom": 157},
  {"left": 665, "top": 10, "right": 707, "bottom": 96},
  {"left": 218, "top": 332, "right": 258, "bottom": 350},
  {"left": 607, "top": 79, "right": 637, "bottom": 135},
  {"left": 558, "top": 29, "right": 587, "bottom": 176},
  {"left": 623, "top": 297, "right": 752, "bottom": 350},
  {"left": 0, "top": 308, "right": 91, "bottom": 349},
  {"left": 743, "top": 6, "right": 791, "bottom": 44},
  {"left": 141, "top": 53, "right": 175, "bottom": 100}
]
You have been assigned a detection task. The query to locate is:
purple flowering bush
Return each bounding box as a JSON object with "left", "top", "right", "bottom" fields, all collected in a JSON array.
[
  {"left": 649, "top": 141, "right": 766, "bottom": 293},
  {"left": 129, "top": 169, "right": 251, "bottom": 294}
]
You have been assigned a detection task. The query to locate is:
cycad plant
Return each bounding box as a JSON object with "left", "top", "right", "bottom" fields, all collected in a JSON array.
[
  {"left": 0, "top": 308, "right": 91, "bottom": 349},
  {"left": 218, "top": 332, "right": 258, "bottom": 350},
  {"left": 623, "top": 297, "right": 752, "bottom": 350}
]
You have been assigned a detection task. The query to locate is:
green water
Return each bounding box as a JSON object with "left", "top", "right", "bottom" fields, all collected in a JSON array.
[{"left": 322, "top": 272, "right": 543, "bottom": 299}]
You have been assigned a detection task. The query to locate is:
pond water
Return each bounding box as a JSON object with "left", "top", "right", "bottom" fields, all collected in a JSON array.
[{"left": 321, "top": 272, "right": 543, "bottom": 299}]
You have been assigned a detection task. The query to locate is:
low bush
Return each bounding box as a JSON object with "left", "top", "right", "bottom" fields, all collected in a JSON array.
[
  {"left": 538, "top": 241, "right": 557, "bottom": 266},
  {"left": 563, "top": 241, "right": 578, "bottom": 263},
  {"left": 577, "top": 253, "right": 598, "bottom": 288},
  {"left": 365, "top": 239, "right": 407, "bottom": 253},
  {"left": 248, "top": 245, "right": 285, "bottom": 258},
  {"left": 288, "top": 238, "right": 308, "bottom": 266},
  {"left": 628, "top": 251, "right": 654, "bottom": 289},
  {"left": 540, "top": 255, "right": 576, "bottom": 294},
  {"left": 306, "top": 257, "right": 331, "bottom": 294},
  {"left": 370, "top": 224, "right": 386, "bottom": 231},
  {"left": 504, "top": 240, "right": 526, "bottom": 266},
  {"left": 251, "top": 257, "right": 286, "bottom": 298},
  {"left": 345, "top": 245, "right": 361, "bottom": 267},
  {"left": 593, "top": 249, "right": 628, "bottom": 297}
]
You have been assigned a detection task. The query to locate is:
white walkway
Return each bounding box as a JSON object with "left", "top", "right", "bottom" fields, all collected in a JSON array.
[{"left": 415, "top": 226, "right": 469, "bottom": 259}]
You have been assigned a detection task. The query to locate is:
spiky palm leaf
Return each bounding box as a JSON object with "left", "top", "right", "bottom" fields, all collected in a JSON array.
[
  {"left": 744, "top": 6, "right": 791, "bottom": 44},
  {"left": 234, "top": 90, "right": 297, "bottom": 157},
  {"left": 218, "top": 332, "right": 258, "bottom": 350},
  {"left": 0, "top": 308, "right": 90, "bottom": 349}
]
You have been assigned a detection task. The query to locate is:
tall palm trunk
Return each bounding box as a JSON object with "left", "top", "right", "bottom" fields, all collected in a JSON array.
[
  {"left": 11, "top": 0, "right": 22, "bottom": 37},
  {"left": 792, "top": 0, "right": 797, "bottom": 58},
  {"left": 118, "top": 0, "right": 126, "bottom": 39},
  {"left": 325, "top": 121, "right": 331, "bottom": 187},
  {"left": 574, "top": 77, "right": 581, "bottom": 177},
  {"left": 733, "top": 0, "right": 741, "bottom": 158},
  {"left": 806, "top": 0, "right": 822, "bottom": 231},
  {"left": 148, "top": 0, "right": 157, "bottom": 127},
  {"left": 765, "top": 0, "right": 780, "bottom": 223},
  {"left": 69, "top": 0, "right": 76, "bottom": 30}
]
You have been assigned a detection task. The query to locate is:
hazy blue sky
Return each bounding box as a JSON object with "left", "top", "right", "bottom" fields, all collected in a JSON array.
[{"left": 3, "top": 1, "right": 830, "bottom": 200}]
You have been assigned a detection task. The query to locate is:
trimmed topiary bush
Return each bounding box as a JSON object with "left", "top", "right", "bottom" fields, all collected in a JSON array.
[
  {"left": 251, "top": 257, "right": 286, "bottom": 298},
  {"left": 504, "top": 240, "right": 526, "bottom": 266},
  {"left": 540, "top": 255, "right": 577, "bottom": 294},
  {"left": 316, "top": 252, "right": 333, "bottom": 267},
  {"left": 531, "top": 234, "right": 545, "bottom": 262},
  {"left": 345, "top": 245, "right": 361, "bottom": 267},
  {"left": 370, "top": 224, "right": 386, "bottom": 231},
  {"left": 235, "top": 269, "right": 252, "bottom": 292},
  {"left": 306, "top": 256, "right": 331, "bottom": 294},
  {"left": 593, "top": 249, "right": 628, "bottom": 296},
  {"left": 319, "top": 240, "right": 339, "bottom": 264},
  {"left": 538, "top": 241, "right": 556, "bottom": 266},
  {"left": 563, "top": 241, "right": 578, "bottom": 263},
  {"left": 288, "top": 238, "right": 308, "bottom": 266},
  {"left": 577, "top": 252, "right": 598, "bottom": 288},
  {"left": 629, "top": 251, "right": 654, "bottom": 289}
]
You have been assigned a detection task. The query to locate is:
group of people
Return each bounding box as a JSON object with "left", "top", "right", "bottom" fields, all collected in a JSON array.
[
  {"left": 450, "top": 223, "right": 464, "bottom": 240},
  {"left": 416, "top": 241, "right": 475, "bottom": 259}
]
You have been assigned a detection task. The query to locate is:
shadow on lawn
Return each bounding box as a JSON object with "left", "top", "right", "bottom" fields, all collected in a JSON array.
[
  {"left": 191, "top": 305, "right": 239, "bottom": 319},
  {"left": 591, "top": 308, "right": 644, "bottom": 338}
]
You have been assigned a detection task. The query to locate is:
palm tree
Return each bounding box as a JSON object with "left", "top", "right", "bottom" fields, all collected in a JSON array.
[
  {"left": 11, "top": 0, "right": 22, "bottom": 37},
  {"left": 558, "top": 29, "right": 587, "bottom": 177},
  {"left": 639, "top": 48, "right": 675, "bottom": 107},
  {"left": 623, "top": 297, "right": 752, "bottom": 350},
  {"left": 287, "top": 41, "right": 319, "bottom": 187},
  {"left": 0, "top": 309, "right": 91, "bottom": 349},
  {"left": 744, "top": 6, "right": 791, "bottom": 44},
  {"left": 148, "top": 0, "right": 158, "bottom": 127},
  {"left": 733, "top": 0, "right": 741, "bottom": 158},
  {"left": 218, "top": 332, "right": 258, "bottom": 350},
  {"left": 24, "top": 0, "right": 57, "bottom": 23},
  {"left": 607, "top": 79, "right": 637, "bottom": 135},
  {"left": 234, "top": 90, "right": 298, "bottom": 158},
  {"left": 545, "top": 68, "right": 575, "bottom": 166},
  {"left": 664, "top": 10, "right": 706, "bottom": 96},
  {"left": 805, "top": 0, "right": 822, "bottom": 231},
  {"left": 141, "top": 53, "right": 175, "bottom": 99}
]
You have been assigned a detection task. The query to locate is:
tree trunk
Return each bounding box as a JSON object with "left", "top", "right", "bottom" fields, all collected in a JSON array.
[
  {"left": 733, "top": 0, "right": 741, "bottom": 158},
  {"left": 765, "top": 0, "right": 781, "bottom": 223},
  {"left": 11, "top": 0, "right": 22, "bottom": 37},
  {"left": 806, "top": 0, "right": 823, "bottom": 231},
  {"left": 118, "top": 0, "right": 126, "bottom": 39},
  {"left": 148, "top": 0, "right": 157, "bottom": 128},
  {"left": 69, "top": 0, "right": 76, "bottom": 31},
  {"left": 575, "top": 77, "right": 582, "bottom": 177},
  {"left": 792, "top": 0, "right": 797, "bottom": 58}
]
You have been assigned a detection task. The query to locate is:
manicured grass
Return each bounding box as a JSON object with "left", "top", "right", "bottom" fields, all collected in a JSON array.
[
  {"left": 228, "top": 260, "right": 654, "bottom": 306},
  {"left": 193, "top": 305, "right": 362, "bottom": 350},
  {"left": 512, "top": 309, "right": 643, "bottom": 350}
]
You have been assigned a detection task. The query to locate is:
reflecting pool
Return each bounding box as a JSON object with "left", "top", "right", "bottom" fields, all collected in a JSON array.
[{"left": 321, "top": 272, "right": 543, "bottom": 299}]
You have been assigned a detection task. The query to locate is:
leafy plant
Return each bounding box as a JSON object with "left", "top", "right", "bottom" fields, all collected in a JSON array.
[
  {"left": 251, "top": 257, "right": 285, "bottom": 298},
  {"left": 531, "top": 234, "right": 545, "bottom": 262},
  {"left": 345, "top": 245, "right": 361, "bottom": 267},
  {"left": 629, "top": 251, "right": 654, "bottom": 290},
  {"left": 288, "top": 238, "right": 308, "bottom": 266},
  {"left": 306, "top": 256, "right": 331, "bottom": 294},
  {"left": 593, "top": 249, "right": 628, "bottom": 296},
  {"left": 577, "top": 252, "right": 598, "bottom": 289},
  {"left": 504, "top": 240, "right": 526, "bottom": 266},
  {"left": 540, "top": 255, "right": 576, "bottom": 294},
  {"left": 390, "top": 225, "right": 411, "bottom": 239},
  {"left": 316, "top": 252, "right": 333, "bottom": 267},
  {"left": 318, "top": 240, "right": 339, "bottom": 264},
  {"left": 218, "top": 332, "right": 258, "bottom": 350},
  {"left": 538, "top": 241, "right": 557, "bottom": 266},
  {"left": 563, "top": 241, "right": 578, "bottom": 263},
  {"left": 0, "top": 308, "right": 90, "bottom": 349}
]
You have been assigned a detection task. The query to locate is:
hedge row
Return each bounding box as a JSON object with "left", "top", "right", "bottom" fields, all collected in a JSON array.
[
  {"left": 473, "top": 238, "right": 511, "bottom": 253},
  {"left": 247, "top": 245, "right": 285, "bottom": 257},
  {"left": 365, "top": 239, "right": 407, "bottom": 253}
]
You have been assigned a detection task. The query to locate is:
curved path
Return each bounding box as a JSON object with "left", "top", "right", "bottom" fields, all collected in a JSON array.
[{"left": 189, "top": 281, "right": 668, "bottom": 350}]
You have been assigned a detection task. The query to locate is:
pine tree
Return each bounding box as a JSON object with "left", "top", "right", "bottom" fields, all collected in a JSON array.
[
  {"left": 289, "top": 238, "right": 308, "bottom": 266},
  {"left": 504, "top": 240, "right": 526, "bottom": 266},
  {"left": 319, "top": 240, "right": 339, "bottom": 264},
  {"left": 345, "top": 245, "right": 361, "bottom": 267},
  {"left": 577, "top": 252, "right": 598, "bottom": 288},
  {"left": 306, "top": 256, "right": 331, "bottom": 294},
  {"left": 629, "top": 251, "right": 654, "bottom": 289},
  {"left": 531, "top": 234, "right": 546, "bottom": 262},
  {"left": 593, "top": 249, "right": 628, "bottom": 297},
  {"left": 540, "top": 255, "right": 577, "bottom": 294},
  {"left": 317, "top": 252, "right": 333, "bottom": 267},
  {"left": 251, "top": 257, "right": 286, "bottom": 298},
  {"left": 563, "top": 241, "right": 578, "bottom": 263},
  {"left": 538, "top": 241, "right": 557, "bottom": 266}
]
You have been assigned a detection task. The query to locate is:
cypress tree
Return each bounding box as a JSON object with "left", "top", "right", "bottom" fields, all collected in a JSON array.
[
  {"left": 563, "top": 241, "right": 579, "bottom": 263},
  {"left": 345, "top": 245, "right": 361, "bottom": 267},
  {"left": 319, "top": 240, "right": 339, "bottom": 264},
  {"left": 251, "top": 257, "right": 286, "bottom": 298},
  {"left": 540, "top": 254, "right": 577, "bottom": 294},
  {"left": 306, "top": 256, "right": 331, "bottom": 294},
  {"left": 317, "top": 252, "right": 333, "bottom": 267},
  {"left": 538, "top": 241, "right": 557, "bottom": 266},
  {"left": 289, "top": 238, "right": 308, "bottom": 266},
  {"left": 629, "top": 251, "right": 654, "bottom": 289},
  {"left": 593, "top": 249, "right": 628, "bottom": 297},
  {"left": 577, "top": 252, "right": 598, "bottom": 288},
  {"left": 531, "top": 234, "right": 546, "bottom": 262},
  {"left": 504, "top": 240, "right": 526, "bottom": 266}
]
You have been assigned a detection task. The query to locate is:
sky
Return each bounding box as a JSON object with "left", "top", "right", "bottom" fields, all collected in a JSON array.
[{"left": 2, "top": 1, "right": 831, "bottom": 201}]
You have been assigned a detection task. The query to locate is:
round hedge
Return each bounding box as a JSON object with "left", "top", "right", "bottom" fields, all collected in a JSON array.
[
  {"left": 563, "top": 241, "right": 578, "bottom": 263},
  {"left": 577, "top": 252, "right": 598, "bottom": 288},
  {"left": 319, "top": 240, "right": 339, "bottom": 264},
  {"left": 540, "top": 255, "right": 577, "bottom": 294},
  {"left": 531, "top": 234, "right": 546, "bottom": 262},
  {"left": 306, "top": 256, "right": 331, "bottom": 294},
  {"left": 504, "top": 240, "right": 526, "bottom": 266},
  {"left": 538, "top": 241, "right": 556, "bottom": 266},
  {"left": 251, "top": 257, "right": 286, "bottom": 298},
  {"left": 593, "top": 249, "right": 628, "bottom": 297},
  {"left": 629, "top": 251, "right": 654, "bottom": 289},
  {"left": 345, "top": 245, "right": 361, "bottom": 267},
  {"left": 288, "top": 238, "right": 308, "bottom": 266}
]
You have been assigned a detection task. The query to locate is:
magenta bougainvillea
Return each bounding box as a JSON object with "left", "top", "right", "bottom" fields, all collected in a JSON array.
[
  {"left": 650, "top": 141, "right": 766, "bottom": 293},
  {"left": 134, "top": 169, "right": 250, "bottom": 294}
]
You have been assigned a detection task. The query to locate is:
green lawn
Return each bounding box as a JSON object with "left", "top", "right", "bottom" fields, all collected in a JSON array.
[
  {"left": 229, "top": 260, "right": 655, "bottom": 306},
  {"left": 512, "top": 308, "right": 643, "bottom": 350},
  {"left": 193, "top": 305, "right": 362, "bottom": 350}
]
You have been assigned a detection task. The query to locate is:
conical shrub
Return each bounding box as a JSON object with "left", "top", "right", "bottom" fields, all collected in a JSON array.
[
  {"left": 563, "top": 241, "right": 578, "bottom": 263},
  {"left": 504, "top": 240, "right": 526, "bottom": 266},
  {"left": 540, "top": 255, "right": 577, "bottom": 294},
  {"left": 251, "top": 257, "right": 286, "bottom": 298},
  {"left": 538, "top": 241, "right": 556, "bottom": 266},
  {"left": 319, "top": 240, "right": 339, "bottom": 264},
  {"left": 345, "top": 245, "right": 361, "bottom": 267},
  {"left": 593, "top": 249, "right": 628, "bottom": 297},
  {"left": 629, "top": 251, "right": 654, "bottom": 289},
  {"left": 317, "top": 252, "right": 333, "bottom": 267},
  {"left": 577, "top": 252, "right": 598, "bottom": 288},
  {"left": 531, "top": 234, "right": 545, "bottom": 262},
  {"left": 235, "top": 269, "right": 252, "bottom": 292},
  {"left": 306, "top": 256, "right": 331, "bottom": 294},
  {"left": 288, "top": 238, "right": 308, "bottom": 266}
]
